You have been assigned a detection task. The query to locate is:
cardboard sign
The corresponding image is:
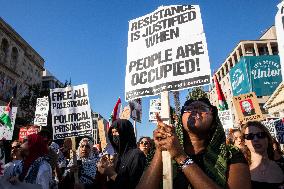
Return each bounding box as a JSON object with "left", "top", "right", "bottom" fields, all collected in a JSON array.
[
  {"left": 125, "top": 5, "right": 211, "bottom": 101},
  {"left": 218, "top": 110, "right": 234, "bottom": 130},
  {"left": 233, "top": 92, "right": 263, "bottom": 124},
  {"left": 97, "top": 119, "right": 109, "bottom": 151},
  {"left": 275, "top": 1, "right": 284, "bottom": 80},
  {"left": 34, "top": 96, "right": 49, "bottom": 127},
  {"left": 120, "top": 105, "right": 131, "bottom": 120},
  {"left": 129, "top": 98, "right": 142, "bottom": 123},
  {"left": 275, "top": 119, "right": 284, "bottom": 144},
  {"left": 0, "top": 106, "right": 17, "bottom": 140},
  {"left": 149, "top": 98, "right": 161, "bottom": 122},
  {"left": 50, "top": 84, "right": 93, "bottom": 140}
]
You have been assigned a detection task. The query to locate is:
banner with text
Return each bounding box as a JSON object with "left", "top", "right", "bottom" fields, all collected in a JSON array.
[
  {"left": 149, "top": 98, "right": 161, "bottom": 122},
  {"left": 34, "top": 96, "right": 49, "bottom": 127},
  {"left": 18, "top": 126, "right": 40, "bottom": 142},
  {"left": 125, "top": 5, "right": 211, "bottom": 100},
  {"left": 232, "top": 92, "right": 264, "bottom": 125},
  {"left": 50, "top": 84, "right": 93, "bottom": 140},
  {"left": 0, "top": 107, "right": 17, "bottom": 140}
]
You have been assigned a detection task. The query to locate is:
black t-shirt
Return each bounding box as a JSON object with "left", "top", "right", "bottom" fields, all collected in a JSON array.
[
  {"left": 251, "top": 180, "right": 283, "bottom": 189},
  {"left": 173, "top": 148, "right": 247, "bottom": 189},
  {"left": 275, "top": 156, "right": 284, "bottom": 174}
]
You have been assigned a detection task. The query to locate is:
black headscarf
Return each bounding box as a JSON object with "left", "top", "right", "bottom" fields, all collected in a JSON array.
[{"left": 108, "top": 119, "right": 137, "bottom": 154}]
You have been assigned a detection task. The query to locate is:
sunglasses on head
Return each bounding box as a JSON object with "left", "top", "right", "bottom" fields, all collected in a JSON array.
[
  {"left": 244, "top": 132, "right": 266, "bottom": 140},
  {"left": 140, "top": 141, "right": 149, "bottom": 145}
]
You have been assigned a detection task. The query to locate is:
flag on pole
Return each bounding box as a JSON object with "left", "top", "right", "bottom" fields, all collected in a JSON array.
[
  {"left": 108, "top": 97, "right": 122, "bottom": 129},
  {"left": 0, "top": 99, "right": 13, "bottom": 130},
  {"left": 213, "top": 75, "right": 228, "bottom": 111}
]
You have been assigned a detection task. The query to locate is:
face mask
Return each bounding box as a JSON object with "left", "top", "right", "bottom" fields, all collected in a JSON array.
[{"left": 113, "top": 135, "right": 120, "bottom": 146}]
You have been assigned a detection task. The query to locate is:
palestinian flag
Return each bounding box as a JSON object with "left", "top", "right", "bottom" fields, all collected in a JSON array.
[
  {"left": 108, "top": 97, "right": 121, "bottom": 129},
  {"left": 213, "top": 75, "right": 228, "bottom": 111},
  {"left": 0, "top": 99, "right": 13, "bottom": 130}
]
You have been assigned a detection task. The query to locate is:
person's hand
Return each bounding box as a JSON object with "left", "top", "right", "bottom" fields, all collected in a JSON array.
[
  {"left": 156, "top": 114, "right": 186, "bottom": 162},
  {"left": 97, "top": 159, "right": 116, "bottom": 177}
]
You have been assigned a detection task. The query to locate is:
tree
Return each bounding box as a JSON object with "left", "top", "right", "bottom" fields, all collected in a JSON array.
[{"left": 186, "top": 86, "right": 208, "bottom": 100}]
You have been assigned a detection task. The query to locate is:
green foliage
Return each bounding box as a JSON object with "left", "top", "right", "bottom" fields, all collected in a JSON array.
[{"left": 186, "top": 86, "right": 208, "bottom": 100}]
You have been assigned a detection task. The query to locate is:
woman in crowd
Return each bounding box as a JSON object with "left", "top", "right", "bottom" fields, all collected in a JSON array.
[
  {"left": 137, "top": 136, "right": 154, "bottom": 167},
  {"left": 97, "top": 119, "right": 146, "bottom": 189},
  {"left": 137, "top": 98, "right": 251, "bottom": 189},
  {"left": 63, "top": 137, "right": 98, "bottom": 189},
  {"left": 3, "top": 140, "right": 22, "bottom": 179},
  {"left": 10, "top": 133, "right": 52, "bottom": 189},
  {"left": 272, "top": 138, "right": 284, "bottom": 172},
  {"left": 241, "top": 121, "right": 284, "bottom": 189}
]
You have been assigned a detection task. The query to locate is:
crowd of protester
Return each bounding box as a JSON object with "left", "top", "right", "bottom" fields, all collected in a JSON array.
[{"left": 1, "top": 98, "right": 284, "bottom": 189}]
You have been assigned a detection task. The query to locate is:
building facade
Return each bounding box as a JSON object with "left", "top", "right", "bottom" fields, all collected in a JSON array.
[
  {"left": 42, "top": 69, "right": 64, "bottom": 90},
  {"left": 209, "top": 26, "right": 280, "bottom": 125},
  {"left": 0, "top": 17, "right": 44, "bottom": 106}
]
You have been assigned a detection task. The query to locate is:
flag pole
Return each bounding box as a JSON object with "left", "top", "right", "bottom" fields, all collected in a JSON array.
[{"left": 160, "top": 91, "right": 173, "bottom": 189}]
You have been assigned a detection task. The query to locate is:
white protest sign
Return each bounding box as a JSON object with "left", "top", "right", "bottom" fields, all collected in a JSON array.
[
  {"left": 34, "top": 96, "right": 49, "bottom": 127},
  {"left": 125, "top": 5, "right": 211, "bottom": 101},
  {"left": 149, "top": 98, "right": 161, "bottom": 122},
  {"left": 50, "top": 84, "right": 93, "bottom": 140},
  {"left": 0, "top": 106, "right": 17, "bottom": 140},
  {"left": 218, "top": 110, "right": 234, "bottom": 130},
  {"left": 275, "top": 1, "right": 284, "bottom": 80}
]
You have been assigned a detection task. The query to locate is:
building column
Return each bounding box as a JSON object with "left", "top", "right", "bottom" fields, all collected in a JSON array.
[
  {"left": 254, "top": 42, "right": 259, "bottom": 56},
  {"left": 236, "top": 49, "right": 240, "bottom": 62},
  {"left": 267, "top": 42, "right": 273, "bottom": 55},
  {"left": 241, "top": 43, "right": 246, "bottom": 56},
  {"left": 231, "top": 56, "right": 236, "bottom": 67}
]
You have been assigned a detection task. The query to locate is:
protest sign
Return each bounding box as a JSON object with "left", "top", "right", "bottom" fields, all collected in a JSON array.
[
  {"left": 232, "top": 92, "right": 263, "bottom": 124},
  {"left": 218, "top": 110, "right": 234, "bottom": 130},
  {"left": 50, "top": 84, "right": 93, "bottom": 140},
  {"left": 120, "top": 105, "right": 131, "bottom": 120},
  {"left": 149, "top": 98, "right": 161, "bottom": 122},
  {"left": 129, "top": 98, "right": 142, "bottom": 123},
  {"left": 275, "top": 119, "right": 284, "bottom": 144},
  {"left": 262, "top": 120, "right": 277, "bottom": 138},
  {"left": 0, "top": 106, "right": 17, "bottom": 140},
  {"left": 97, "top": 119, "right": 108, "bottom": 151},
  {"left": 34, "top": 96, "right": 49, "bottom": 127},
  {"left": 275, "top": 1, "right": 284, "bottom": 80},
  {"left": 18, "top": 126, "right": 40, "bottom": 142},
  {"left": 125, "top": 5, "right": 211, "bottom": 101}
]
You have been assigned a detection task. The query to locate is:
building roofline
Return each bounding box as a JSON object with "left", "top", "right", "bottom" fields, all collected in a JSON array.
[
  {"left": 0, "top": 17, "right": 44, "bottom": 63},
  {"left": 264, "top": 81, "right": 284, "bottom": 108}
]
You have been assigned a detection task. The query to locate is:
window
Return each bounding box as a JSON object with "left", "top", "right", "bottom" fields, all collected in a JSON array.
[
  {"left": 0, "top": 38, "right": 9, "bottom": 62},
  {"left": 11, "top": 47, "right": 18, "bottom": 68},
  {"left": 258, "top": 46, "right": 269, "bottom": 56}
]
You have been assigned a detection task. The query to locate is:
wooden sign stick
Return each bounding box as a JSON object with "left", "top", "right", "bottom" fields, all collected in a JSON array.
[
  {"left": 70, "top": 137, "right": 79, "bottom": 184},
  {"left": 160, "top": 91, "right": 173, "bottom": 189}
]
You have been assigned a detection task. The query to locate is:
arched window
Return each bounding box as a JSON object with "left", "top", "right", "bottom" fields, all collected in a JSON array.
[
  {"left": 0, "top": 38, "right": 9, "bottom": 62},
  {"left": 11, "top": 47, "right": 18, "bottom": 68}
]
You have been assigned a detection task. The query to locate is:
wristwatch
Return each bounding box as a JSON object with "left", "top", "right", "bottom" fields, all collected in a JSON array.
[{"left": 179, "top": 156, "right": 194, "bottom": 170}]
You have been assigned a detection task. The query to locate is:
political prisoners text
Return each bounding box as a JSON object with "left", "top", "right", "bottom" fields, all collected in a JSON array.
[{"left": 130, "top": 5, "right": 197, "bottom": 48}]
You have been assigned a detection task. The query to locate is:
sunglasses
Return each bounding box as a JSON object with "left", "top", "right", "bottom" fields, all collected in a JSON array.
[
  {"left": 140, "top": 141, "right": 149, "bottom": 145},
  {"left": 80, "top": 145, "right": 90, "bottom": 149},
  {"left": 11, "top": 145, "right": 21, "bottom": 149},
  {"left": 183, "top": 105, "right": 211, "bottom": 114},
  {"left": 244, "top": 132, "right": 266, "bottom": 140}
]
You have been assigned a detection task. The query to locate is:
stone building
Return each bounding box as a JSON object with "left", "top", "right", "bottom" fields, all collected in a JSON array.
[
  {"left": 42, "top": 69, "right": 63, "bottom": 90},
  {"left": 264, "top": 81, "right": 284, "bottom": 117},
  {"left": 209, "top": 26, "right": 280, "bottom": 124},
  {"left": 0, "top": 17, "right": 44, "bottom": 106}
]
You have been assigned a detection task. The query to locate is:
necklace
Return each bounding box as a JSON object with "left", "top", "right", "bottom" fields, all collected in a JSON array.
[{"left": 259, "top": 160, "right": 269, "bottom": 176}]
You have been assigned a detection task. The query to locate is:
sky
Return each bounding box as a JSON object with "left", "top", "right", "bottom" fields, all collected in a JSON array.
[{"left": 0, "top": 0, "right": 280, "bottom": 139}]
